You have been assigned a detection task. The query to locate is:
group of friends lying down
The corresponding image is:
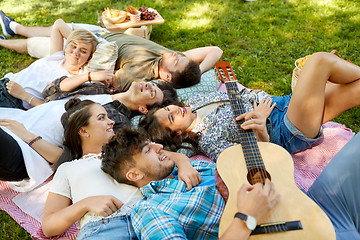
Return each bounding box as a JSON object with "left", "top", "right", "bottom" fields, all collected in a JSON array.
[{"left": 0, "top": 11, "right": 359, "bottom": 240}]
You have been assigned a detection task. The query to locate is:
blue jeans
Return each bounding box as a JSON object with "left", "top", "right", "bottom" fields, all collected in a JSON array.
[
  {"left": 307, "top": 133, "right": 360, "bottom": 239},
  {"left": 0, "top": 78, "right": 25, "bottom": 109},
  {"left": 268, "top": 94, "right": 323, "bottom": 154},
  {"left": 77, "top": 215, "right": 138, "bottom": 240}
]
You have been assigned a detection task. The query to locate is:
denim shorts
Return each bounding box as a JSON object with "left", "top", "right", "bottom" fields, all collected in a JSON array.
[
  {"left": 76, "top": 215, "right": 138, "bottom": 240},
  {"left": 268, "top": 94, "right": 323, "bottom": 154}
]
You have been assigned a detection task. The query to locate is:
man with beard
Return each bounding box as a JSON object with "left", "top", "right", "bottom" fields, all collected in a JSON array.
[{"left": 101, "top": 127, "right": 278, "bottom": 240}]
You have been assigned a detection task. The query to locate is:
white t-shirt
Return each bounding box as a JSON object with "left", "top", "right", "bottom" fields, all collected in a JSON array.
[
  {"left": 4, "top": 51, "right": 70, "bottom": 109},
  {"left": 50, "top": 153, "right": 142, "bottom": 227},
  {"left": 0, "top": 94, "right": 113, "bottom": 192}
]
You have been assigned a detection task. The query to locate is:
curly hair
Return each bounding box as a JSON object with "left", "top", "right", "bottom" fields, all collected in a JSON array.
[
  {"left": 139, "top": 106, "right": 201, "bottom": 153},
  {"left": 101, "top": 127, "right": 149, "bottom": 186},
  {"left": 52, "top": 98, "right": 96, "bottom": 171},
  {"left": 171, "top": 60, "right": 201, "bottom": 89}
]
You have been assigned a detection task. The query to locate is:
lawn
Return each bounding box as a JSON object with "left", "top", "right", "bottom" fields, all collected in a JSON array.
[{"left": 0, "top": 0, "right": 359, "bottom": 238}]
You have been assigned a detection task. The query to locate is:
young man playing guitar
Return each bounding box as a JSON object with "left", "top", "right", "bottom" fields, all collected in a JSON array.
[
  {"left": 102, "top": 127, "right": 360, "bottom": 240},
  {"left": 101, "top": 127, "right": 279, "bottom": 240}
]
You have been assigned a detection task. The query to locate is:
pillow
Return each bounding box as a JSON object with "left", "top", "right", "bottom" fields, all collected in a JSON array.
[
  {"left": 176, "top": 69, "right": 220, "bottom": 102},
  {"left": 82, "top": 38, "right": 118, "bottom": 73}
]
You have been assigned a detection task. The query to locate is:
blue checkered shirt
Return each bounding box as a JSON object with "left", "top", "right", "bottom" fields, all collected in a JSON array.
[{"left": 131, "top": 161, "right": 225, "bottom": 240}]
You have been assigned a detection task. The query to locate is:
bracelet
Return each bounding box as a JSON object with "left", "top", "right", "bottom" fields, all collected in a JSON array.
[
  {"left": 28, "top": 96, "right": 34, "bottom": 105},
  {"left": 28, "top": 136, "right": 42, "bottom": 147},
  {"left": 88, "top": 72, "right": 92, "bottom": 83}
]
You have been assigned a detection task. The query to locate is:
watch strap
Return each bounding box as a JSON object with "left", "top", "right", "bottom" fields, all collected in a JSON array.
[{"left": 234, "top": 212, "right": 248, "bottom": 221}]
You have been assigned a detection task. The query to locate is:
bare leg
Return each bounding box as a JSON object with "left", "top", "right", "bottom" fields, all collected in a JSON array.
[
  {"left": 0, "top": 38, "right": 27, "bottom": 53},
  {"left": 15, "top": 24, "right": 52, "bottom": 38},
  {"left": 323, "top": 80, "right": 360, "bottom": 123},
  {"left": 287, "top": 52, "right": 360, "bottom": 138}
]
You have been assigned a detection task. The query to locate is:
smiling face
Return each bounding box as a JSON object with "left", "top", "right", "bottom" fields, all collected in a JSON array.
[
  {"left": 128, "top": 81, "right": 164, "bottom": 106},
  {"left": 81, "top": 104, "right": 115, "bottom": 146},
  {"left": 154, "top": 105, "right": 197, "bottom": 133},
  {"left": 64, "top": 40, "right": 93, "bottom": 69},
  {"left": 161, "top": 52, "right": 190, "bottom": 80},
  {"left": 132, "top": 141, "right": 175, "bottom": 181}
]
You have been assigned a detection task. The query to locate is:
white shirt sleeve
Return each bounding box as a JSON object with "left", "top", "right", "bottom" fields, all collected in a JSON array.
[{"left": 49, "top": 162, "right": 72, "bottom": 199}]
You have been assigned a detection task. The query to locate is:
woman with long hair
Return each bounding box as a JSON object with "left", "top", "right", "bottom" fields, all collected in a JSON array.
[
  {"left": 0, "top": 79, "right": 177, "bottom": 192},
  {"left": 41, "top": 98, "right": 200, "bottom": 239},
  {"left": 140, "top": 52, "right": 360, "bottom": 160}
]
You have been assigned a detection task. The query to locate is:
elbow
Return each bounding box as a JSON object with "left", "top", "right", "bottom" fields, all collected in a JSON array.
[
  {"left": 217, "top": 47, "right": 223, "bottom": 59},
  {"left": 53, "top": 19, "right": 66, "bottom": 29},
  {"left": 42, "top": 224, "right": 57, "bottom": 238},
  {"left": 212, "top": 46, "right": 223, "bottom": 61},
  {"left": 216, "top": 46, "right": 223, "bottom": 55}
]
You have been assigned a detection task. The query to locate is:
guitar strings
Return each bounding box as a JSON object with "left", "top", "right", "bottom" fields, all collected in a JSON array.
[
  {"left": 220, "top": 65, "right": 289, "bottom": 234},
  {"left": 227, "top": 80, "right": 281, "bottom": 234}
]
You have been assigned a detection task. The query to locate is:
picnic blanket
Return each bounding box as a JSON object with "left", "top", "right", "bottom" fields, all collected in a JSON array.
[
  {"left": 0, "top": 121, "right": 353, "bottom": 239},
  {"left": 0, "top": 80, "right": 354, "bottom": 239},
  {"left": 0, "top": 177, "right": 79, "bottom": 239}
]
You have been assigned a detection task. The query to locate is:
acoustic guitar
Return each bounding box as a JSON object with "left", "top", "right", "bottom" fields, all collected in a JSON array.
[{"left": 215, "top": 62, "right": 335, "bottom": 239}]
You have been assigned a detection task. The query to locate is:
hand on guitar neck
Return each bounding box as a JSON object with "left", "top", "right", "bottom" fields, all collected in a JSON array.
[
  {"left": 235, "top": 98, "right": 276, "bottom": 142},
  {"left": 219, "top": 179, "right": 280, "bottom": 240},
  {"left": 253, "top": 98, "right": 276, "bottom": 119}
]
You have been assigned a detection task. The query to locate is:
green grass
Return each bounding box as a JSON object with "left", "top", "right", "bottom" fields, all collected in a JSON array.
[{"left": 0, "top": 0, "right": 359, "bottom": 238}]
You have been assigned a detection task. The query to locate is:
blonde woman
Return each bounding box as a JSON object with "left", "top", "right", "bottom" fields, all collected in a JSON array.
[{"left": 1, "top": 19, "right": 114, "bottom": 109}]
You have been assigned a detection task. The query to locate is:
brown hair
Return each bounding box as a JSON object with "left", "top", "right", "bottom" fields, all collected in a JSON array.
[
  {"left": 171, "top": 60, "right": 201, "bottom": 88},
  {"left": 139, "top": 106, "right": 201, "bottom": 153},
  {"left": 101, "top": 127, "right": 149, "bottom": 186},
  {"left": 52, "top": 98, "right": 96, "bottom": 170}
]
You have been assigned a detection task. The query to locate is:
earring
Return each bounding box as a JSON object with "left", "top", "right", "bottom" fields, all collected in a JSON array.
[{"left": 86, "top": 133, "right": 89, "bottom": 138}]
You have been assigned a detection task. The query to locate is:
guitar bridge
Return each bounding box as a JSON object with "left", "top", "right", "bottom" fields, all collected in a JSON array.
[{"left": 251, "top": 220, "right": 303, "bottom": 235}]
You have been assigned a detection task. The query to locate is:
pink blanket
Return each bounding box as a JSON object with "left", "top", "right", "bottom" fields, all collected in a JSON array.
[
  {"left": 0, "top": 122, "right": 353, "bottom": 239},
  {"left": 0, "top": 81, "right": 354, "bottom": 239},
  {"left": 0, "top": 178, "right": 79, "bottom": 239}
]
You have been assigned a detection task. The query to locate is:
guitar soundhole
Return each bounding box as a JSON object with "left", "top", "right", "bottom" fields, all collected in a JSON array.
[{"left": 247, "top": 168, "right": 271, "bottom": 185}]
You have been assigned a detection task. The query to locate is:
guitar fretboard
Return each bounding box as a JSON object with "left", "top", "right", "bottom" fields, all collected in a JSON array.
[{"left": 225, "top": 81, "right": 265, "bottom": 170}]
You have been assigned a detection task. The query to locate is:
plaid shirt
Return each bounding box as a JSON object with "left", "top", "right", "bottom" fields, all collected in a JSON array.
[{"left": 131, "top": 161, "right": 225, "bottom": 240}]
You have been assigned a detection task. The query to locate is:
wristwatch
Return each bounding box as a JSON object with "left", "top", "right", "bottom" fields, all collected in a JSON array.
[{"left": 234, "top": 212, "right": 257, "bottom": 230}]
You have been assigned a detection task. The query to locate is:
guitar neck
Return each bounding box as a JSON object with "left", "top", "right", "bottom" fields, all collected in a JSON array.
[{"left": 224, "top": 81, "right": 265, "bottom": 170}]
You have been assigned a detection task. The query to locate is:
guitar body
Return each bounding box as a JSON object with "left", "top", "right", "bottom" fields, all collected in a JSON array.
[{"left": 217, "top": 142, "right": 336, "bottom": 239}]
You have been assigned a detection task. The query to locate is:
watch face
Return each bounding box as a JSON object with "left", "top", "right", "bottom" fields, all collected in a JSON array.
[{"left": 246, "top": 215, "right": 257, "bottom": 230}]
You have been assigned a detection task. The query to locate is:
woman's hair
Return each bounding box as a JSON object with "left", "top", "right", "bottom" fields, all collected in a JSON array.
[
  {"left": 138, "top": 106, "right": 201, "bottom": 153},
  {"left": 52, "top": 98, "right": 96, "bottom": 170},
  {"left": 66, "top": 29, "right": 98, "bottom": 55},
  {"left": 156, "top": 81, "right": 179, "bottom": 107},
  {"left": 131, "top": 81, "right": 180, "bottom": 117}
]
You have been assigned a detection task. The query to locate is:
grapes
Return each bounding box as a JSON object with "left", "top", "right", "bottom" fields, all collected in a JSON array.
[{"left": 138, "top": 6, "right": 157, "bottom": 20}]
